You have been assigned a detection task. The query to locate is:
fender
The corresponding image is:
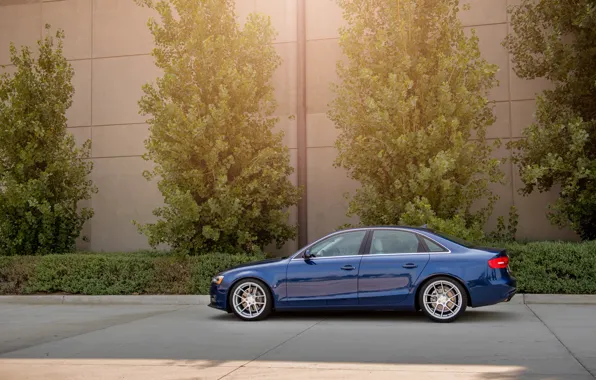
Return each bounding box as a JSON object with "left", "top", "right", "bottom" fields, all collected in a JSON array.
[{"left": 220, "top": 268, "right": 287, "bottom": 307}]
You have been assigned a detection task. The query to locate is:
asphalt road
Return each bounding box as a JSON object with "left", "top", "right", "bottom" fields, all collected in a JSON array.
[{"left": 0, "top": 301, "right": 595, "bottom": 379}]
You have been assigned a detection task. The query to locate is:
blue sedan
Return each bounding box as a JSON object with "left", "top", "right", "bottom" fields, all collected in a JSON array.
[{"left": 209, "top": 227, "right": 517, "bottom": 323}]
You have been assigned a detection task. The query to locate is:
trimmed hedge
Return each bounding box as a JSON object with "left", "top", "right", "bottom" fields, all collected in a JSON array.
[
  {"left": 506, "top": 241, "right": 596, "bottom": 294},
  {"left": 0, "top": 252, "right": 265, "bottom": 295},
  {"left": 1, "top": 241, "right": 595, "bottom": 295}
]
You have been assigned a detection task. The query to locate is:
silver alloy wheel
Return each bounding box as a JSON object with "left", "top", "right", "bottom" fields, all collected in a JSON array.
[
  {"left": 422, "top": 280, "right": 463, "bottom": 320},
  {"left": 232, "top": 281, "right": 267, "bottom": 319}
]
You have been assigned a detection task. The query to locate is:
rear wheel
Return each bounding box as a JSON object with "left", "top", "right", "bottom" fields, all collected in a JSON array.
[
  {"left": 419, "top": 277, "right": 467, "bottom": 323},
  {"left": 229, "top": 279, "right": 272, "bottom": 321}
]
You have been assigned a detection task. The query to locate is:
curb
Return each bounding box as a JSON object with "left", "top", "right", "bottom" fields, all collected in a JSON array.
[
  {"left": 0, "top": 295, "right": 210, "bottom": 306},
  {"left": 1, "top": 294, "right": 596, "bottom": 306},
  {"left": 477, "top": 294, "right": 596, "bottom": 305},
  {"left": 522, "top": 294, "right": 596, "bottom": 305}
]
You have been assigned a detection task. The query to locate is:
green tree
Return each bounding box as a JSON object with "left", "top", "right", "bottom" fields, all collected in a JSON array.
[
  {"left": 134, "top": 0, "right": 301, "bottom": 255},
  {"left": 329, "top": 0, "right": 502, "bottom": 235},
  {"left": 503, "top": 0, "right": 596, "bottom": 240},
  {"left": 0, "top": 26, "right": 96, "bottom": 256}
]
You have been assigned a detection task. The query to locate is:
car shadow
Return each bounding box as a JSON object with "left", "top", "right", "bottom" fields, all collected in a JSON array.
[{"left": 208, "top": 308, "right": 518, "bottom": 323}]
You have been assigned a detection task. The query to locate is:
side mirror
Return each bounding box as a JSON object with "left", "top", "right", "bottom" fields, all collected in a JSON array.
[{"left": 303, "top": 249, "right": 315, "bottom": 259}]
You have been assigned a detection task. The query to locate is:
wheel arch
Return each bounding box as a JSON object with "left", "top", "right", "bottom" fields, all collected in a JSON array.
[
  {"left": 226, "top": 276, "right": 275, "bottom": 313},
  {"left": 414, "top": 274, "right": 473, "bottom": 310}
]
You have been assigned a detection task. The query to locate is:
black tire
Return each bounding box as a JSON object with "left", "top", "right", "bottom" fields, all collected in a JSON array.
[
  {"left": 229, "top": 278, "right": 273, "bottom": 321},
  {"left": 418, "top": 276, "right": 467, "bottom": 323}
]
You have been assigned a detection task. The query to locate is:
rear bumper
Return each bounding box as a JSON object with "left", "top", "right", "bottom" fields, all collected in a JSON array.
[
  {"left": 504, "top": 288, "right": 517, "bottom": 302},
  {"left": 470, "top": 273, "right": 517, "bottom": 307},
  {"left": 494, "top": 276, "right": 517, "bottom": 304}
]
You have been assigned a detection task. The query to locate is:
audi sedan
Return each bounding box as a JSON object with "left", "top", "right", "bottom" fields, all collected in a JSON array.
[{"left": 209, "top": 226, "right": 517, "bottom": 323}]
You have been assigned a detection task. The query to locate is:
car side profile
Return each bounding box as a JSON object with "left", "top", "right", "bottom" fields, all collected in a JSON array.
[{"left": 209, "top": 227, "right": 517, "bottom": 323}]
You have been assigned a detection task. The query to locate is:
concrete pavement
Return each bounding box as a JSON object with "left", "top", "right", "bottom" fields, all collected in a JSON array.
[{"left": 0, "top": 303, "right": 594, "bottom": 379}]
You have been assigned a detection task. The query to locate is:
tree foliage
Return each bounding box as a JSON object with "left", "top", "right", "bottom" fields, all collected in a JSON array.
[
  {"left": 134, "top": 0, "right": 301, "bottom": 255},
  {"left": 504, "top": 0, "right": 596, "bottom": 240},
  {"left": 0, "top": 26, "right": 96, "bottom": 256},
  {"left": 330, "top": 0, "right": 502, "bottom": 234}
]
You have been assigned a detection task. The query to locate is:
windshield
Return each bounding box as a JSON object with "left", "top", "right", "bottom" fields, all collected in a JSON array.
[{"left": 433, "top": 232, "right": 476, "bottom": 248}]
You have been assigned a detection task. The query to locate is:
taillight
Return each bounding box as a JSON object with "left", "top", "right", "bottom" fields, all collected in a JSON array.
[{"left": 488, "top": 256, "right": 509, "bottom": 269}]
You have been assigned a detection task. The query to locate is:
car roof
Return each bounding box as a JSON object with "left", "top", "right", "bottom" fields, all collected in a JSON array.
[{"left": 337, "top": 226, "right": 436, "bottom": 233}]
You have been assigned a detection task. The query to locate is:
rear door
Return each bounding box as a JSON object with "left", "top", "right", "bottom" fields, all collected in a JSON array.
[{"left": 358, "top": 229, "right": 430, "bottom": 306}]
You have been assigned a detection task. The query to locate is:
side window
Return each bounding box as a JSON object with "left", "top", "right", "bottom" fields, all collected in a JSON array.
[
  {"left": 421, "top": 236, "right": 449, "bottom": 252},
  {"left": 309, "top": 231, "right": 367, "bottom": 258},
  {"left": 369, "top": 230, "right": 424, "bottom": 254}
]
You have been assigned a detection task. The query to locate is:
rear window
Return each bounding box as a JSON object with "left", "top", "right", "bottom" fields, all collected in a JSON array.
[
  {"left": 420, "top": 236, "right": 449, "bottom": 252},
  {"left": 433, "top": 232, "right": 476, "bottom": 248}
]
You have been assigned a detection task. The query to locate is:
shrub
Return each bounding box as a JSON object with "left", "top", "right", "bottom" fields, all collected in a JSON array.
[
  {"left": 26, "top": 254, "right": 155, "bottom": 295},
  {"left": 0, "top": 26, "right": 96, "bottom": 256},
  {"left": 134, "top": 0, "right": 300, "bottom": 255},
  {"left": 0, "top": 256, "right": 36, "bottom": 294},
  {"left": 146, "top": 255, "right": 192, "bottom": 294},
  {"left": 505, "top": 241, "right": 596, "bottom": 294},
  {"left": 329, "top": 0, "right": 503, "bottom": 230},
  {"left": 0, "top": 251, "right": 266, "bottom": 295}
]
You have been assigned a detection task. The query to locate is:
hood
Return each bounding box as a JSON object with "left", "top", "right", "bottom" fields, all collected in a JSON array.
[{"left": 223, "top": 257, "right": 286, "bottom": 272}]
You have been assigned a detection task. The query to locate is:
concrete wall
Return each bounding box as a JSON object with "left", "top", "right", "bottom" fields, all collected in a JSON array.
[{"left": 0, "top": 0, "right": 577, "bottom": 254}]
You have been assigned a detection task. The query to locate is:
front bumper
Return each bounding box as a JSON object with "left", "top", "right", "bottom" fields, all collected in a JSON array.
[{"left": 209, "top": 282, "right": 228, "bottom": 311}]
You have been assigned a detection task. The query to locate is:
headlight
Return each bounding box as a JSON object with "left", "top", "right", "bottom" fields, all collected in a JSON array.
[{"left": 212, "top": 275, "right": 224, "bottom": 285}]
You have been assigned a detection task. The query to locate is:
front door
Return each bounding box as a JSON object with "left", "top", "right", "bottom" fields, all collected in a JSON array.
[
  {"left": 358, "top": 229, "right": 430, "bottom": 306},
  {"left": 284, "top": 230, "right": 368, "bottom": 307}
]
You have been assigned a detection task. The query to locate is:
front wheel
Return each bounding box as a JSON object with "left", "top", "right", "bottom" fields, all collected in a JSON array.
[
  {"left": 419, "top": 277, "right": 467, "bottom": 323},
  {"left": 229, "top": 279, "right": 272, "bottom": 321}
]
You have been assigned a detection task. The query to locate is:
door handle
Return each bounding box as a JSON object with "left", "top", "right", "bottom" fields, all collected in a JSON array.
[
  {"left": 402, "top": 263, "right": 418, "bottom": 269},
  {"left": 341, "top": 265, "right": 356, "bottom": 271}
]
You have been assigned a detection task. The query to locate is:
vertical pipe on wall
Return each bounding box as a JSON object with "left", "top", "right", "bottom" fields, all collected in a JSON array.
[{"left": 297, "top": 0, "right": 308, "bottom": 248}]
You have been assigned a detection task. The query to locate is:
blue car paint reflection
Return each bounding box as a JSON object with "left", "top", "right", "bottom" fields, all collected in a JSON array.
[{"left": 209, "top": 227, "right": 517, "bottom": 314}]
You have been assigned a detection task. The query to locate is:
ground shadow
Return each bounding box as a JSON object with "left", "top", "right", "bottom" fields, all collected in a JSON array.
[{"left": 209, "top": 308, "right": 519, "bottom": 323}]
